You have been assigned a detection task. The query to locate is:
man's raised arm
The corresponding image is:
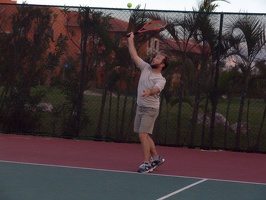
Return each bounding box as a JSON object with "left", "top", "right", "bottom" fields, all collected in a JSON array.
[{"left": 127, "top": 32, "right": 142, "bottom": 66}]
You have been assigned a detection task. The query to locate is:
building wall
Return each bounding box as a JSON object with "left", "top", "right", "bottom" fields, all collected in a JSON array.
[{"left": 0, "top": 0, "right": 17, "bottom": 4}]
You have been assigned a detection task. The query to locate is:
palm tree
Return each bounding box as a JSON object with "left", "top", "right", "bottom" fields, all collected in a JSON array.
[
  {"left": 150, "top": 0, "right": 229, "bottom": 147},
  {"left": 145, "top": 10, "right": 199, "bottom": 146},
  {"left": 0, "top": 5, "right": 67, "bottom": 133},
  {"left": 223, "top": 14, "right": 266, "bottom": 150},
  {"left": 62, "top": 7, "right": 113, "bottom": 138},
  {"left": 174, "top": 0, "right": 232, "bottom": 149}
]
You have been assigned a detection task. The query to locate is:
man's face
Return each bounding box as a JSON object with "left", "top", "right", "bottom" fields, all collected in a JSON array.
[{"left": 151, "top": 54, "right": 165, "bottom": 69}]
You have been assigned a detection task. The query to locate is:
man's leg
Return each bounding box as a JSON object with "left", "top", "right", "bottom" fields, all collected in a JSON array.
[
  {"left": 148, "top": 135, "right": 165, "bottom": 170},
  {"left": 148, "top": 134, "right": 158, "bottom": 158},
  {"left": 139, "top": 133, "right": 159, "bottom": 160},
  {"left": 139, "top": 133, "right": 158, "bottom": 162},
  {"left": 136, "top": 106, "right": 162, "bottom": 173},
  {"left": 138, "top": 132, "right": 151, "bottom": 162},
  {"left": 137, "top": 132, "right": 154, "bottom": 173}
]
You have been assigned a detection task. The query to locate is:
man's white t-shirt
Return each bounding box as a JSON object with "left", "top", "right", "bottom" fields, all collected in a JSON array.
[{"left": 137, "top": 59, "right": 166, "bottom": 109}]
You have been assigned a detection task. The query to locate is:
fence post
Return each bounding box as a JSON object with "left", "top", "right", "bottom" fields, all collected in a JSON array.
[
  {"left": 74, "top": 7, "right": 90, "bottom": 137},
  {"left": 209, "top": 13, "right": 224, "bottom": 149}
]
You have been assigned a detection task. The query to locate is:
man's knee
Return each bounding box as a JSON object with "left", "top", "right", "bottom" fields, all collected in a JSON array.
[{"left": 138, "top": 132, "right": 148, "bottom": 140}]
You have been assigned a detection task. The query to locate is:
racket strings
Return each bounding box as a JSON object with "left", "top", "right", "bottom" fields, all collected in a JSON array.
[{"left": 145, "top": 22, "right": 167, "bottom": 30}]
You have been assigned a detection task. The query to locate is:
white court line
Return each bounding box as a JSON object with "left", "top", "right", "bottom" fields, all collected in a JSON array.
[
  {"left": 1, "top": 160, "right": 266, "bottom": 186},
  {"left": 156, "top": 179, "right": 208, "bottom": 200}
]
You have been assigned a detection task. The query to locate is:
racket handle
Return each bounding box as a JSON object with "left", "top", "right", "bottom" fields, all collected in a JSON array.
[{"left": 126, "top": 32, "right": 139, "bottom": 37}]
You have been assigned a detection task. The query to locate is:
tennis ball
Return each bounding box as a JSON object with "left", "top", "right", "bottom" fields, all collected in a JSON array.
[{"left": 127, "top": 3, "right": 132, "bottom": 8}]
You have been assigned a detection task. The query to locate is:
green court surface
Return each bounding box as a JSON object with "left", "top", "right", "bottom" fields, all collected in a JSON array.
[{"left": 1, "top": 161, "right": 265, "bottom": 200}]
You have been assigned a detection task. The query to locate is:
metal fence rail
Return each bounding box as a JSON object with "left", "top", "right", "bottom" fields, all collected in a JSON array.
[{"left": 0, "top": 3, "right": 265, "bottom": 153}]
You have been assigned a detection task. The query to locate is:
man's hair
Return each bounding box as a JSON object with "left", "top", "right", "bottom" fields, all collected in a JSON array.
[{"left": 159, "top": 52, "right": 169, "bottom": 71}]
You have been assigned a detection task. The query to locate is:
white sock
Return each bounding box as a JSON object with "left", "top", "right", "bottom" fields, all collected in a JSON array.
[{"left": 152, "top": 156, "right": 159, "bottom": 161}]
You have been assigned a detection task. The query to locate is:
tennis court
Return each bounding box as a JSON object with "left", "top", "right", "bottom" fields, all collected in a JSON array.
[{"left": 1, "top": 134, "right": 266, "bottom": 200}]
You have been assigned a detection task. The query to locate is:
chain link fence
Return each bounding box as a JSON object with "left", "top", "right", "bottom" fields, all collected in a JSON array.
[{"left": 0, "top": 3, "right": 265, "bottom": 152}]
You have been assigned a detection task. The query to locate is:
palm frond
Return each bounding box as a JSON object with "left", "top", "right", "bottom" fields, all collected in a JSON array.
[
  {"left": 195, "top": 0, "right": 230, "bottom": 12},
  {"left": 225, "top": 15, "right": 266, "bottom": 63}
]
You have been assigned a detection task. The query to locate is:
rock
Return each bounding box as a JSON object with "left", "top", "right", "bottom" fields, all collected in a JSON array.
[
  {"left": 196, "top": 112, "right": 228, "bottom": 126},
  {"left": 230, "top": 122, "right": 250, "bottom": 134},
  {"left": 36, "top": 103, "right": 53, "bottom": 112}
]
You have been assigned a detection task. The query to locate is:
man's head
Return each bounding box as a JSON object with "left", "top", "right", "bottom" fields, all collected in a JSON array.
[{"left": 151, "top": 52, "right": 169, "bottom": 71}]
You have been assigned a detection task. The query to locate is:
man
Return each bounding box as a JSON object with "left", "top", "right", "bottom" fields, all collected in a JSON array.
[{"left": 127, "top": 32, "right": 169, "bottom": 173}]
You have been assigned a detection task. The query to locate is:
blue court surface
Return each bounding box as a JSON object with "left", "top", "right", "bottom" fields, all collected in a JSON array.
[{"left": 1, "top": 160, "right": 266, "bottom": 200}]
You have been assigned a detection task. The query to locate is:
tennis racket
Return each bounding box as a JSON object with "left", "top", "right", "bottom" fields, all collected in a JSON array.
[{"left": 127, "top": 20, "right": 167, "bottom": 37}]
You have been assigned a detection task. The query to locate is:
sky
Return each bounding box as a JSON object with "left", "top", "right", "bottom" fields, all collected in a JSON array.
[{"left": 15, "top": 0, "right": 266, "bottom": 14}]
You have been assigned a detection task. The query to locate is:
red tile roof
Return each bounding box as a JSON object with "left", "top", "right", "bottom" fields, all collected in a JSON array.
[
  {"left": 64, "top": 11, "right": 128, "bottom": 33},
  {"left": 109, "top": 18, "right": 128, "bottom": 32},
  {"left": 161, "top": 38, "right": 210, "bottom": 55}
]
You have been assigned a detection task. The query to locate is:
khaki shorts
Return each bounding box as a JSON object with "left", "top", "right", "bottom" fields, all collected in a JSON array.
[{"left": 134, "top": 106, "right": 159, "bottom": 134}]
